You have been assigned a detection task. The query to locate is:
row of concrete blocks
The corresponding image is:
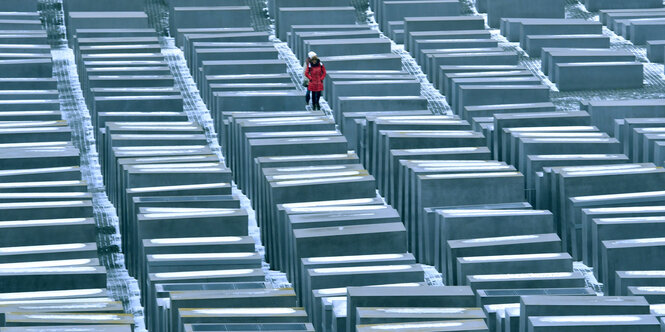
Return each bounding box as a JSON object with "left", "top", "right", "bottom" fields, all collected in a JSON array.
[
  {"left": 209, "top": 3, "right": 489, "bottom": 332},
  {"left": 0, "top": 113, "right": 134, "bottom": 330},
  {"left": 0, "top": 9, "right": 52, "bottom": 78},
  {"left": 402, "top": 15, "right": 641, "bottom": 93},
  {"left": 403, "top": 15, "right": 643, "bottom": 93},
  {"left": 63, "top": 8, "right": 313, "bottom": 332},
  {"left": 318, "top": 70, "right": 657, "bottom": 328},
  {"left": 221, "top": 111, "right": 629, "bottom": 332},
  {"left": 499, "top": 18, "right": 644, "bottom": 91},
  {"left": 373, "top": 2, "right": 665, "bottom": 332},
  {"left": 271, "top": 1, "right": 661, "bottom": 332},
  {"left": 274, "top": 3, "right": 660, "bottom": 332},
  {"left": 600, "top": 8, "right": 665, "bottom": 45},
  {"left": 375, "top": 110, "right": 665, "bottom": 331},
  {"left": 0, "top": 4, "right": 138, "bottom": 331},
  {"left": 616, "top": 116, "right": 665, "bottom": 164},
  {"left": 471, "top": 97, "right": 665, "bottom": 303},
  {"left": 63, "top": 5, "right": 276, "bottom": 332},
  {"left": 579, "top": 99, "right": 665, "bottom": 167},
  {"left": 171, "top": 0, "right": 664, "bottom": 332},
  {"left": 59, "top": 1, "right": 665, "bottom": 332}
]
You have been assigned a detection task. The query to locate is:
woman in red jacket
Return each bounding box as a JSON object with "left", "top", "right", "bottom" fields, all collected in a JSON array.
[{"left": 305, "top": 53, "right": 326, "bottom": 110}]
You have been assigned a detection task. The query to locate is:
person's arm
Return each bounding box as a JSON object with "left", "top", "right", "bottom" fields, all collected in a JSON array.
[
  {"left": 320, "top": 64, "right": 326, "bottom": 80},
  {"left": 305, "top": 65, "right": 312, "bottom": 80}
]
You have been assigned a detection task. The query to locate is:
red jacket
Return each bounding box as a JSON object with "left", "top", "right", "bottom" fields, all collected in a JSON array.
[{"left": 305, "top": 62, "right": 326, "bottom": 92}]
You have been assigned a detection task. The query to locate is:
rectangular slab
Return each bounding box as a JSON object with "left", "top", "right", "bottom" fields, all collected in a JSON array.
[
  {"left": 556, "top": 62, "right": 643, "bottom": 91},
  {"left": 602, "top": 237, "right": 665, "bottom": 294},
  {"left": 457, "top": 253, "right": 572, "bottom": 286},
  {"left": 346, "top": 286, "right": 476, "bottom": 332},
  {"left": 525, "top": 34, "right": 610, "bottom": 57},
  {"left": 276, "top": 7, "right": 357, "bottom": 40},
  {"left": 487, "top": 0, "right": 565, "bottom": 28},
  {"left": 520, "top": 295, "right": 650, "bottom": 332},
  {"left": 528, "top": 314, "right": 659, "bottom": 331}
]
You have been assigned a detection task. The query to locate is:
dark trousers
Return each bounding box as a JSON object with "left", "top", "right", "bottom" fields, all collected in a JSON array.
[
  {"left": 311, "top": 91, "right": 322, "bottom": 106},
  {"left": 305, "top": 90, "right": 311, "bottom": 104}
]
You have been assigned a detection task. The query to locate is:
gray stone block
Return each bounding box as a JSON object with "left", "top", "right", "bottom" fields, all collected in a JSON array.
[
  {"left": 451, "top": 78, "right": 542, "bottom": 113},
  {"left": 305, "top": 38, "right": 391, "bottom": 58},
  {"left": 270, "top": 0, "right": 352, "bottom": 22},
  {"left": 590, "top": 214, "right": 665, "bottom": 279},
  {"left": 616, "top": 270, "right": 665, "bottom": 296},
  {"left": 288, "top": 24, "right": 370, "bottom": 48},
  {"left": 169, "top": 288, "right": 297, "bottom": 328},
  {"left": 294, "top": 30, "right": 377, "bottom": 60},
  {"left": 68, "top": 11, "right": 150, "bottom": 41},
  {"left": 183, "top": 32, "right": 270, "bottom": 63},
  {"left": 3, "top": 313, "right": 134, "bottom": 329},
  {"left": 382, "top": 130, "right": 487, "bottom": 206},
  {"left": 438, "top": 64, "right": 526, "bottom": 93},
  {"left": 320, "top": 54, "right": 403, "bottom": 71},
  {"left": 587, "top": 99, "right": 665, "bottom": 135},
  {"left": 379, "top": 0, "right": 461, "bottom": 31},
  {"left": 518, "top": 19, "right": 603, "bottom": 47},
  {"left": 356, "top": 306, "right": 484, "bottom": 326},
  {"left": 408, "top": 29, "right": 492, "bottom": 53},
  {"left": 177, "top": 307, "right": 308, "bottom": 326},
  {"left": 331, "top": 80, "right": 421, "bottom": 122},
  {"left": 528, "top": 314, "right": 660, "bottom": 331},
  {"left": 300, "top": 253, "right": 415, "bottom": 313},
  {"left": 170, "top": 6, "right": 251, "bottom": 36},
  {"left": 456, "top": 84, "right": 550, "bottom": 116},
  {"left": 429, "top": 52, "right": 519, "bottom": 86},
  {"left": 525, "top": 34, "right": 610, "bottom": 57},
  {"left": 65, "top": 0, "right": 144, "bottom": 11},
  {"left": 403, "top": 16, "right": 485, "bottom": 49},
  {"left": 487, "top": 0, "right": 565, "bottom": 28},
  {"left": 647, "top": 40, "right": 665, "bottom": 62},
  {"left": 602, "top": 237, "right": 665, "bottom": 294},
  {"left": 630, "top": 18, "right": 665, "bottom": 44},
  {"left": 0, "top": 0, "right": 38, "bottom": 11},
  {"left": 556, "top": 62, "right": 643, "bottom": 91},
  {"left": 543, "top": 49, "right": 636, "bottom": 80},
  {"left": 526, "top": 154, "right": 629, "bottom": 206},
  {"left": 0, "top": 59, "right": 52, "bottom": 78},
  {"left": 415, "top": 39, "right": 499, "bottom": 63},
  {"left": 337, "top": 96, "right": 428, "bottom": 128},
  {"left": 292, "top": 222, "right": 407, "bottom": 284},
  {"left": 557, "top": 165, "right": 665, "bottom": 256},
  {"left": 177, "top": 28, "right": 255, "bottom": 48},
  {"left": 276, "top": 7, "right": 356, "bottom": 40},
  {"left": 468, "top": 271, "right": 585, "bottom": 292},
  {"left": 520, "top": 295, "right": 650, "bottom": 332},
  {"left": 445, "top": 70, "right": 534, "bottom": 98},
  {"left": 458, "top": 253, "right": 572, "bottom": 286},
  {"left": 346, "top": 286, "right": 476, "bottom": 332},
  {"left": 493, "top": 111, "right": 591, "bottom": 160},
  {"left": 448, "top": 233, "right": 561, "bottom": 285},
  {"left": 305, "top": 264, "right": 425, "bottom": 315},
  {"left": 392, "top": 146, "right": 492, "bottom": 212},
  {"left": 586, "top": 0, "right": 663, "bottom": 11},
  {"left": 200, "top": 59, "right": 285, "bottom": 89},
  {"left": 476, "top": 287, "right": 595, "bottom": 307},
  {"left": 214, "top": 90, "right": 302, "bottom": 112},
  {"left": 356, "top": 319, "right": 489, "bottom": 331},
  {"left": 434, "top": 209, "right": 554, "bottom": 277},
  {"left": 486, "top": 303, "right": 519, "bottom": 332}
]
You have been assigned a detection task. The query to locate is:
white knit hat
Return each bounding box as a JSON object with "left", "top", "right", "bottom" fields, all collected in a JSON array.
[{"left": 308, "top": 51, "right": 317, "bottom": 58}]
